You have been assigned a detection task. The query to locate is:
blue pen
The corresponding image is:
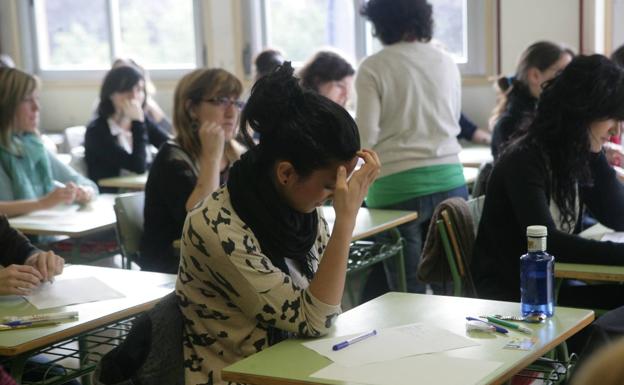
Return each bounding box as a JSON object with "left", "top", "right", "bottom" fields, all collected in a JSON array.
[
  {"left": 332, "top": 329, "right": 378, "bottom": 351},
  {"left": 466, "top": 317, "right": 508, "bottom": 334}
]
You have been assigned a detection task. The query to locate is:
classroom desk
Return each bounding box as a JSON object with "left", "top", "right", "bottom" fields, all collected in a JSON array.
[
  {"left": 0, "top": 265, "right": 176, "bottom": 383},
  {"left": 173, "top": 207, "right": 419, "bottom": 247},
  {"left": 98, "top": 173, "right": 148, "bottom": 190},
  {"left": 556, "top": 223, "right": 624, "bottom": 282},
  {"left": 321, "top": 206, "right": 418, "bottom": 241},
  {"left": 463, "top": 166, "right": 479, "bottom": 185},
  {"left": 222, "top": 292, "right": 594, "bottom": 385},
  {"left": 459, "top": 146, "right": 493, "bottom": 168},
  {"left": 8, "top": 194, "right": 117, "bottom": 237},
  {"left": 555, "top": 263, "right": 624, "bottom": 282}
]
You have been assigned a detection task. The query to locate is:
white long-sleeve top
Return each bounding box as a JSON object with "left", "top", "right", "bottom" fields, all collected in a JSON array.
[{"left": 355, "top": 41, "right": 462, "bottom": 178}]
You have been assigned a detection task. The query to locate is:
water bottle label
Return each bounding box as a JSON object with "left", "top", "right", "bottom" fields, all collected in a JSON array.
[{"left": 527, "top": 236, "right": 546, "bottom": 252}]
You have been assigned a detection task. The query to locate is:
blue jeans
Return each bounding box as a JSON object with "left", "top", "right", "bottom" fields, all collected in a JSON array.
[{"left": 376, "top": 185, "right": 469, "bottom": 293}]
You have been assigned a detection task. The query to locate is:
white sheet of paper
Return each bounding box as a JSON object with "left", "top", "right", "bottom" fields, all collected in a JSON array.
[
  {"left": 602, "top": 232, "right": 624, "bottom": 243},
  {"left": 311, "top": 355, "right": 503, "bottom": 385},
  {"left": 25, "top": 277, "right": 125, "bottom": 309},
  {"left": 302, "top": 323, "right": 478, "bottom": 367},
  {"left": 579, "top": 223, "right": 613, "bottom": 240}
]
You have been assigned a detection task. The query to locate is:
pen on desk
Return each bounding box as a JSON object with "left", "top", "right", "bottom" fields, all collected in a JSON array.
[
  {"left": 0, "top": 321, "right": 60, "bottom": 331},
  {"left": 3, "top": 311, "right": 79, "bottom": 325},
  {"left": 483, "top": 316, "right": 533, "bottom": 335},
  {"left": 332, "top": 329, "right": 378, "bottom": 351},
  {"left": 466, "top": 317, "right": 508, "bottom": 334}
]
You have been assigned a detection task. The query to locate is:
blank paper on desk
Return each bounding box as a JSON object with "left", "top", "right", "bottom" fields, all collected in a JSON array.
[
  {"left": 302, "top": 323, "right": 478, "bottom": 367},
  {"left": 25, "top": 277, "right": 125, "bottom": 309},
  {"left": 311, "top": 354, "right": 502, "bottom": 385}
]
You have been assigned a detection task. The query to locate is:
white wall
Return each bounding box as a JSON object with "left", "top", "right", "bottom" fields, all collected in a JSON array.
[
  {"left": 462, "top": 0, "right": 581, "bottom": 128},
  {"left": 0, "top": 0, "right": 593, "bottom": 133}
]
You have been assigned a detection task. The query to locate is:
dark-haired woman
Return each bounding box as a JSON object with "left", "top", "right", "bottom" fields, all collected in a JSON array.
[
  {"left": 140, "top": 68, "right": 245, "bottom": 273},
  {"left": 85, "top": 66, "right": 169, "bottom": 191},
  {"left": 472, "top": 55, "right": 624, "bottom": 309},
  {"left": 299, "top": 50, "right": 355, "bottom": 108},
  {"left": 356, "top": 0, "right": 467, "bottom": 294},
  {"left": 490, "top": 41, "right": 573, "bottom": 158},
  {"left": 176, "top": 62, "right": 380, "bottom": 385}
]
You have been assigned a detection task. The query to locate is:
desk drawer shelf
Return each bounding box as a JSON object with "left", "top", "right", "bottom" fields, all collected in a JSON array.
[{"left": 2, "top": 317, "right": 136, "bottom": 385}]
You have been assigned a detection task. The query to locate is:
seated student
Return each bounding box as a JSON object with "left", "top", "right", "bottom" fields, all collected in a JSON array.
[
  {"left": 0, "top": 215, "right": 80, "bottom": 385},
  {"left": 298, "top": 50, "right": 355, "bottom": 108},
  {"left": 85, "top": 66, "right": 169, "bottom": 191},
  {"left": 472, "top": 55, "right": 624, "bottom": 309},
  {"left": 141, "top": 68, "right": 245, "bottom": 274},
  {"left": 175, "top": 63, "right": 380, "bottom": 385},
  {"left": 111, "top": 58, "right": 173, "bottom": 134},
  {"left": 490, "top": 41, "right": 573, "bottom": 158},
  {"left": 0, "top": 68, "right": 97, "bottom": 218},
  {"left": 254, "top": 48, "right": 284, "bottom": 81}
]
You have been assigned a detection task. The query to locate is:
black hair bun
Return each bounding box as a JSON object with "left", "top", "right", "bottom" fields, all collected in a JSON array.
[{"left": 245, "top": 61, "right": 304, "bottom": 136}]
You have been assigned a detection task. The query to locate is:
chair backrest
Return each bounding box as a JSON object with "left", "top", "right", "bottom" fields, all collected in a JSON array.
[
  {"left": 63, "top": 125, "right": 87, "bottom": 152},
  {"left": 472, "top": 161, "right": 493, "bottom": 197},
  {"left": 438, "top": 203, "right": 478, "bottom": 297},
  {"left": 114, "top": 192, "right": 145, "bottom": 268},
  {"left": 467, "top": 195, "right": 485, "bottom": 236}
]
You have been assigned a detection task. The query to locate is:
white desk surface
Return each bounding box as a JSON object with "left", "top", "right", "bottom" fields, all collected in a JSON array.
[
  {"left": 0, "top": 265, "right": 176, "bottom": 356},
  {"left": 8, "top": 193, "right": 117, "bottom": 237}
]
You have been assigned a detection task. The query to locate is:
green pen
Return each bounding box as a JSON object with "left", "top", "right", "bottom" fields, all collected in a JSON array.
[{"left": 484, "top": 316, "right": 533, "bottom": 335}]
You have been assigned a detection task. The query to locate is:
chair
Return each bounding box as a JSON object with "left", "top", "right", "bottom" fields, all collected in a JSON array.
[
  {"left": 345, "top": 229, "right": 406, "bottom": 307},
  {"left": 472, "top": 161, "right": 493, "bottom": 198},
  {"left": 114, "top": 192, "right": 145, "bottom": 269}
]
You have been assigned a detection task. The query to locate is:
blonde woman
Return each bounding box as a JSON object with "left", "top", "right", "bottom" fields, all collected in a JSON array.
[
  {"left": 140, "top": 68, "right": 245, "bottom": 273},
  {"left": 0, "top": 68, "right": 97, "bottom": 217}
]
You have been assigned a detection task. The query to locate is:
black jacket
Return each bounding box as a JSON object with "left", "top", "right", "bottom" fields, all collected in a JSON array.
[
  {"left": 85, "top": 116, "right": 169, "bottom": 190},
  {"left": 472, "top": 146, "right": 624, "bottom": 301},
  {"left": 491, "top": 86, "right": 537, "bottom": 158},
  {"left": 0, "top": 215, "right": 38, "bottom": 266}
]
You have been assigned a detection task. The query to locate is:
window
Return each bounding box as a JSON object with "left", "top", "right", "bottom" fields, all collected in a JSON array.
[
  {"left": 28, "top": 0, "right": 202, "bottom": 76},
  {"left": 611, "top": 0, "right": 624, "bottom": 53},
  {"left": 262, "top": 0, "right": 356, "bottom": 64},
  {"left": 244, "top": 0, "right": 490, "bottom": 76}
]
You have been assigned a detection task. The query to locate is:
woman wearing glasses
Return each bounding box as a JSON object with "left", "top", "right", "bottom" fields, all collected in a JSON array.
[
  {"left": 85, "top": 66, "right": 170, "bottom": 191},
  {"left": 140, "top": 68, "right": 245, "bottom": 273}
]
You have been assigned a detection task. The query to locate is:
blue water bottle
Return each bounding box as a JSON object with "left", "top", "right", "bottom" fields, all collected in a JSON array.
[{"left": 520, "top": 225, "right": 555, "bottom": 317}]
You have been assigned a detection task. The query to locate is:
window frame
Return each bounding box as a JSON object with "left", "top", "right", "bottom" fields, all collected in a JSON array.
[
  {"left": 242, "top": 0, "right": 493, "bottom": 78},
  {"left": 21, "top": 0, "right": 205, "bottom": 81}
]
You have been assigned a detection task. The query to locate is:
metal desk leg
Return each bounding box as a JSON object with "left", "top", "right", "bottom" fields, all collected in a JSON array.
[{"left": 3, "top": 355, "right": 27, "bottom": 384}]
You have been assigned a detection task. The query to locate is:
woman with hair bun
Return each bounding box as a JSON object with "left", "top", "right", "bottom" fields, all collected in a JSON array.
[
  {"left": 472, "top": 55, "right": 624, "bottom": 308},
  {"left": 175, "top": 62, "right": 380, "bottom": 385},
  {"left": 490, "top": 41, "right": 573, "bottom": 157}
]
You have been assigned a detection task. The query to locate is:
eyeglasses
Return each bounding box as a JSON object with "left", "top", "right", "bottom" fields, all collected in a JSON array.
[{"left": 203, "top": 97, "right": 245, "bottom": 110}]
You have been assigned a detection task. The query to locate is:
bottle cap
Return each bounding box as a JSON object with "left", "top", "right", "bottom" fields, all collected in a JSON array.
[{"left": 527, "top": 225, "right": 547, "bottom": 237}]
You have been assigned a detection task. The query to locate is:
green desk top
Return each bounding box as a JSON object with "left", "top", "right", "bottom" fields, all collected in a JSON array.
[
  {"left": 321, "top": 207, "right": 417, "bottom": 241},
  {"left": 0, "top": 265, "right": 176, "bottom": 356},
  {"left": 223, "top": 293, "right": 593, "bottom": 385},
  {"left": 98, "top": 173, "right": 148, "bottom": 190}
]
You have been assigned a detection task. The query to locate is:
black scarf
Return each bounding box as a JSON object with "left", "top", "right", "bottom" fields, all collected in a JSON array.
[{"left": 227, "top": 147, "right": 318, "bottom": 279}]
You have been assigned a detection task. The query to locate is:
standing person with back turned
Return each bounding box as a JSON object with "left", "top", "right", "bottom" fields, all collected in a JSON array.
[
  {"left": 176, "top": 62, "right": 380, "bottom": 385},
  {"left": 472, "top": 55, "right": 624, "bottom": 309},
  {"left": 356, "top": 0, "right": 467, "bottom": 294}
]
